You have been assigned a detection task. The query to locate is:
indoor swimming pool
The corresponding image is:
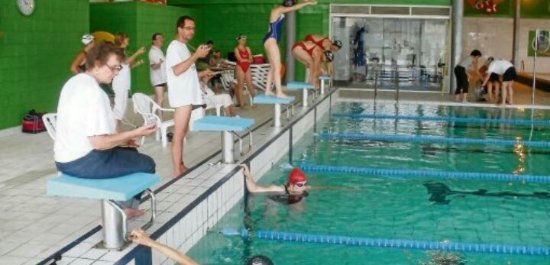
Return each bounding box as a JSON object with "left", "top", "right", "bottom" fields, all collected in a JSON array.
[{"left": 187, "top": 102, "right": 550, "bottom": 265}]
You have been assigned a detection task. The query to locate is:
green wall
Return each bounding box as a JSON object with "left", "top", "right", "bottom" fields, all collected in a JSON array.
[
  {"left": 0, "top": 0, "right": 89, "bottom": 130},
  {"left": 521, "top": 0, "right": 550, "bottom": 18},
  {"left": 90, "top": 2, "right": 199, "bottom": 95}
]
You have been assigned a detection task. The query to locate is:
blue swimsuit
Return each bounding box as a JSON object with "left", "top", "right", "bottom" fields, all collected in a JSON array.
[{"left": 263, "top": 15, "right": 285, "bottom": 43}]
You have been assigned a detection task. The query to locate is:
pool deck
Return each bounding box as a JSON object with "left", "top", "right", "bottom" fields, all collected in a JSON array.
[{"left": 1, "top": 84, "right": 550, "bottom": 264}]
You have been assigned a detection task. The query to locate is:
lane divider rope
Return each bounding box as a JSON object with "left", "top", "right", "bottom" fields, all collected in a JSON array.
[
  {"left": 222, "top": 228, "right": 550, "bottom": 256},
  {"left": 331, "top": 113, "right": 550, "bottom": 126},
  {"left": 299, "top": 163, "right": 550, "bottom": 183},
  {"left": 316, "top": 132, "right": 550, "bottom": 148}
]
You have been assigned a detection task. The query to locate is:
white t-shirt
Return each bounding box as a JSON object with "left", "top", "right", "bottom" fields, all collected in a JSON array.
[
  {"left": 112, "top": 63, "right": 131, "bottom": 120},
  {"left": 54, "top": 73, "right": 116, "bottom": 163},
  {"left": 166, "top": 40, "right": 203, "bottom": 108},
  {"left": 488, "top": 60, "right": 514, "bottom": 75},
  {"left": 200, "top": 82, "right": 233, "bottom": 108},
  {"left": 149, "top": 46, "right": 167, "bottom": 86}
]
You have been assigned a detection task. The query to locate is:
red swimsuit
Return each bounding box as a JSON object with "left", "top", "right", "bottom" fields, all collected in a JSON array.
[
  {"left": 292, "top": 41, "right": 316, "bottom": 57},
  {"left": 305, "top": 34, "right": 329, "bottom": 50},
  {"left": 237, "top": 47, "right": 251, "bottom": 72}
]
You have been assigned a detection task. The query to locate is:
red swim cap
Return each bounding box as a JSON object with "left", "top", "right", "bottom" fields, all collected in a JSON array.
[{"left": 288, "top": 168, "right": 308, "bottom": 184}]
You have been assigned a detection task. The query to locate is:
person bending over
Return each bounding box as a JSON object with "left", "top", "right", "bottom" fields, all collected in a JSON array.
[
  {"left": 291, "top": 40, "right": 325, "bottom": 88},
  {"left": 482, "top": 59, "right": 516, "bottom": 105}
]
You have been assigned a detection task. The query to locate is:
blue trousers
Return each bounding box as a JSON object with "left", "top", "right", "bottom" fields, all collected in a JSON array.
[
  {"left": 56, "top": 147, "right": 155, "bottom": 179},
  {"left": 56, "top": 147, "right": 156, "bottom": 208}
]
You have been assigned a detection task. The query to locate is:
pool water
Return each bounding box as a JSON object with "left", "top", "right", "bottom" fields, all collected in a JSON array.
[{"left": 187, "top": 103, "right": 550, "bottom": 265}]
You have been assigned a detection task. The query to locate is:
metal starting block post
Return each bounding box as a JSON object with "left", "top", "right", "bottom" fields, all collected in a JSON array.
[
  {"left": 192, "top": 116, "right": 255, "bottom": 163},
  {"left": 253, "top": 94, "right": 295, "bottom": 128},
  {"left": 48, "top": 173, "right": 160, "bottom": 250}
]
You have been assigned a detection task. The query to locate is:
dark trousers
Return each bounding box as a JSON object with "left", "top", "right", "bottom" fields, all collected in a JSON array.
[
  {"left": 56, "top": 147, "right": 156, "bottom": 208},
  {"left": 56, "top": 147, "right": 155, "bottom": 179}
]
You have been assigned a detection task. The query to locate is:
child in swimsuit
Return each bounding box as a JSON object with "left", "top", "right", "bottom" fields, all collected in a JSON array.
[
  {"left": 291, "top": 41, "right": 324, "bottom": 88},
  {"left": 263, "top": 0, "right": 317, "bottom": 98},
  {"left": 234, "top": 34, "right": 256, "bottom": 107}
]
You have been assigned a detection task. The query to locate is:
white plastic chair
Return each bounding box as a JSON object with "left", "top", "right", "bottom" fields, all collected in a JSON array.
[
  {"left": 132, "top": 93, "right": 175, "bottom": 147},
  {"left": 250, "top": 63, "right": 270, "bottom": 91},
  {"left": 42, "top": 113, "right": 57, "bottom": 141}
]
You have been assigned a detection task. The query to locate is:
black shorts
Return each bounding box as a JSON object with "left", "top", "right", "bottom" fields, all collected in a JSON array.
[
  {"left": 454, "top": 65, "right": 468, "bottom": 94},
  {"left": 153, "top": 83, "right": 167, "bottom": 88},
  {"left": 502, "top": 67, "right": 516, "bottom": 82},
  {"left": 489, "top": 73, "right": 499, "bottom": 82}
]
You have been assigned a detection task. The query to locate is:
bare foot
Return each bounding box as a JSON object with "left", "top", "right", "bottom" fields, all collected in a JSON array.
[
  {"left": 124, "top": 208, "right": 145, "bottom": 220},
  {"left": 265, "top": 90, "right": 275, "bottom": 96},
  {"left": 275, "top": 92, "right": 289, "bottom": 98},
  {"left": 173, "top": 162, "right": 188, "bottom": 177}
]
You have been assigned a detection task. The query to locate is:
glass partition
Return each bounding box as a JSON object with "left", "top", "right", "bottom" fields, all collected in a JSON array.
[{"left": 331, "top": 16, "right": 449, "bottom": 91}]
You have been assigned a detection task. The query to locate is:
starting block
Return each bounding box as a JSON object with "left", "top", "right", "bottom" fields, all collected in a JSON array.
[
  {"left": 192, "top": 116, "right": 255, "bottom": 163},
  {"left": 253, "top": 94, "right": 295, "bottom": 128},
  {"left": 48, "top": 172, "right": 160, "bottom": 250},
  {"left": 285, "top": 81, "right": 315, "bottom": 108},
  {"left": 319, "top": 76, "right": 331, "bottom": 95}
]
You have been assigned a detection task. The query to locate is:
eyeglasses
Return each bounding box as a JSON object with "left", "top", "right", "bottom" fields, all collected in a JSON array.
[
  {"left": 106, "top": 64, "right": 123, "bottom": 72},
  {"left": 294, "top": 182, "right": 307, "bottom": 187},
  {"left": 182, "top": 26, "right": 195, "bottom": 30}
]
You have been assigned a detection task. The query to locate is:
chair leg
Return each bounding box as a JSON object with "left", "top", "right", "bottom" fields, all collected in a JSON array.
[{"left": 161, "top": 126, "right": 167, "bottom": 147}]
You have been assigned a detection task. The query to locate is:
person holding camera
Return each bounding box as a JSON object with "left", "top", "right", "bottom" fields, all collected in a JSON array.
[{"left": 166, "top": 16, "right": 211, "bottom": 177}]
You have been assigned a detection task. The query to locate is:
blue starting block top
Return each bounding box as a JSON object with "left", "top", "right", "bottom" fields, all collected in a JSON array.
[
  {"left": 48, "top": 173, "right": 160, "bottom": 201},
  {"left": 192, "top": 116, "right": 255, "bottom": 131},
  {"left": 319, "top": 75, "right": 331, "bottom": 80},
  {"left": 286, "top": 81, "right": 315, "bottom": 90},
  {"left": 253, "top": 94, "right": 295, "bottom": 105}
]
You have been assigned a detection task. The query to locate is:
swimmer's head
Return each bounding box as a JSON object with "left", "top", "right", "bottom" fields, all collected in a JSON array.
[
  {"left": 246, "top": 255, "right": 274, "bottom": 265},
  {"left": 282, "top": 0, "right": 296, "bottom": 7},
  {"left": 324, "top": 50, "right": 334, "bottom": 62},
  {"left": 288, "top": 167, "right": 308, "bottom": 188},
  {"left": 331, "top": 40, "right": 343, "bottom": 50}
]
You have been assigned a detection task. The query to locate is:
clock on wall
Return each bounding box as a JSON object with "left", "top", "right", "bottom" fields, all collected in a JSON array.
[{"left": 17, "top": 0, "right": 35, "bottom": 16}]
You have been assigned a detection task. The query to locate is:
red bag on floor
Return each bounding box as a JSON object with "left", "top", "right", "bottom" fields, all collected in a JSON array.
[
  {"left": 21, "top": 110, "right": 46, "bottom": 134},
  {"left": 253, "top": 55, "right": 265, "bottom": 64}
]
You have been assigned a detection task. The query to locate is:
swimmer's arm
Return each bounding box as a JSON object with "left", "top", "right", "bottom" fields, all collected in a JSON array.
[
  {"left": 131, "top": 229, "right": 200, "bottom": 265},
  {"left": 147, "top": 241, "right": 199, "bottom": 265},
  {"left": 273, "top": 1, "right": 317, "bottom": 19},
  {"left": 240, "top": 164, "right": 285, "bottom": 193}
]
